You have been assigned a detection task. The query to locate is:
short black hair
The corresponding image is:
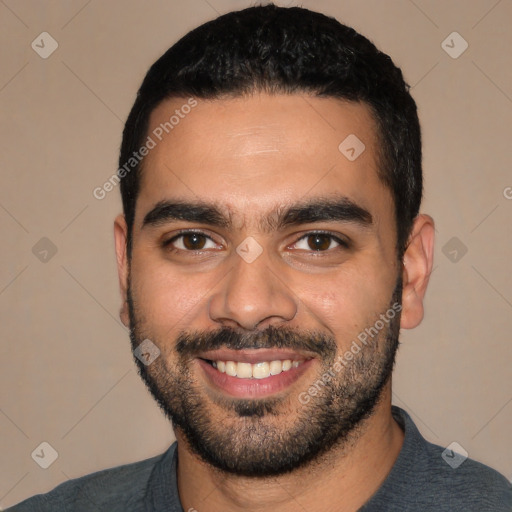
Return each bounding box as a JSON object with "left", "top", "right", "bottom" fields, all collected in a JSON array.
[{"left": 119, "top": 3, "right": 422, "bottom": 258}]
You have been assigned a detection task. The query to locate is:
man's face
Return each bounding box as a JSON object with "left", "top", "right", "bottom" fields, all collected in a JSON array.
[{"left": 118, "top": 94, "right": 402, "bottom": 476}]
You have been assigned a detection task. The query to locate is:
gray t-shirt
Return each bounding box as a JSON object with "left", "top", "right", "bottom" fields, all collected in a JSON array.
[{"left": 7, "top": 406, "right": 511, "bottom": 511}]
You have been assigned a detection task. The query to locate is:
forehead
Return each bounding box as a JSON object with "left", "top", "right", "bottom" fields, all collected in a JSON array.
[{"left": 137, "top": 93, "right": 392, "bottom": 226}]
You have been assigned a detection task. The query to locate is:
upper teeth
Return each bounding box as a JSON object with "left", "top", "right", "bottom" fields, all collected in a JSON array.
[{"left": 212, "top": 359, "right": 302, "bottom": 379}]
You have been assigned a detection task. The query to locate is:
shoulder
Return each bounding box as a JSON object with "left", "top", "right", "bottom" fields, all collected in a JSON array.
[
  {"left": 365, "top": 407, "right": 512, "bottom": 511},
  {"left": 6, "top": 445, "right": 176, "bottom": 512},
  {"left": 418, "top": 436, "right": 511, "bottom": 510}
]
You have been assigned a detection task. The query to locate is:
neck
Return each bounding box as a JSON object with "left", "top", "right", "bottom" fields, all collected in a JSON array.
[{"left": 176, "top": 385, "right": 404, "bottom": 512}]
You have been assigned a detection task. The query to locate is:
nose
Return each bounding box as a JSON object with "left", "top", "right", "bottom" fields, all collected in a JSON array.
[{"left": 208, "top": 248, "right": 298, "bottom": 331}]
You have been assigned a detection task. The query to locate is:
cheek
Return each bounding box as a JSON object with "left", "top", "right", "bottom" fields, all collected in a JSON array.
[
  {"left": 130, "top": 255, "right": 217, "bottom": 334},
  {"left": 296, "top": 266, "right": 394, "bottom": 346}
]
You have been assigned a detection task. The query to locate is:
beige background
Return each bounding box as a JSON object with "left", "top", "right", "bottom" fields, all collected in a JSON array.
[{"left": 1, "top": 0, "right": 511, "bottom": 507}]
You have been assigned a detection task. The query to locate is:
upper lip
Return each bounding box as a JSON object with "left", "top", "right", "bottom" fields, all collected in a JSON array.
[{"left": 197, "top": 348, "right": 315, "bottom": 364}]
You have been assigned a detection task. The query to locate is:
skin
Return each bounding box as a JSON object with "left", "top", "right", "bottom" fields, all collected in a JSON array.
[{"left": 114, "top": 93, "right": 435, "bottom": 511}]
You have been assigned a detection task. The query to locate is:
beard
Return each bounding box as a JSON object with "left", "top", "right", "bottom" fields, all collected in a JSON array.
[{"left": 128, "top": 278, "right": 402, "bottom": 477}]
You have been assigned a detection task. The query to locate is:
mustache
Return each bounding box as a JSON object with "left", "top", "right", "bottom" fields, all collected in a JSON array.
[{"left": 175, "top": 325, "right": 337, "bottom": 360}]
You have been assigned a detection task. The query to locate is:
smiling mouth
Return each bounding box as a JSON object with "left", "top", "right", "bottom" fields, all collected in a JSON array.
[{"left": 203, "top": 359, "right": 306, "bottom": 379}]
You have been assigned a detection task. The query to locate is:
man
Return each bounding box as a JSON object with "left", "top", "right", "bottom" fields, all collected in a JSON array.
[{"left": 9, "top": 4, "right": 511, "bottom": 511}]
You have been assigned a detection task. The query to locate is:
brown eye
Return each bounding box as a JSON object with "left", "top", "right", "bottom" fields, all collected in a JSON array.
[
  {"left": 165, "top": 232, "right": 217, "bottom": 251},
  {"left": 291, "top": 232, "right": 347, "bottom": 253},
  {"left": 181, "top": 233, "right": 208, "bottom": 250},
  {"left": 306, "top": 234, "right": 333, "bottom": 251}
]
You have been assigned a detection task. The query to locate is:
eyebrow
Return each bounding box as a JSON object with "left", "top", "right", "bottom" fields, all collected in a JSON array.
[{"left": 141, "top": 196, "right": 373, "bottom": 232}]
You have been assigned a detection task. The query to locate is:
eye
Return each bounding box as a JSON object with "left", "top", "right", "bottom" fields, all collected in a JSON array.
[
  {"left": 292, "top": 232, "right": 347, "bottom": 252},
  {"left": 165, "top": 231, "right": 218, "bottom": 251}
]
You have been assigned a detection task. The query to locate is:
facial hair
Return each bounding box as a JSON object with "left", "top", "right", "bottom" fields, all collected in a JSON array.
[{"left": 128, "top": 278, "right": 402, "bottom": 477}]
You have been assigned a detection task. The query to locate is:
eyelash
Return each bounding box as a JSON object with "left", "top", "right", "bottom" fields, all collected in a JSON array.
[
  {"left": 162, "top": 230, "right": 350, "bottom": 253},
  {"left": 293, "top": 231, "right": 350, "bottom": 252},
  {"left": 162, "top": 229, "right": 217, "bottom": 251}
]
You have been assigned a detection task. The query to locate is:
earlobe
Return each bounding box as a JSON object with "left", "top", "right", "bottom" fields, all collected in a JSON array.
[
  {"left": 400, "top": 214, "right": 435, "bottom": 330},
  {"left": 114, "top": 214, "right": 130, "bottom": 327}
]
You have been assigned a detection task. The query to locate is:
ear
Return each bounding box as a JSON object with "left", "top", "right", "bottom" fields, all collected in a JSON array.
[
  {"left": 400, "top": 214, "right": 435, "bottom": 329},
  {"left": 114, "top": 214, "right": 130, "bottom": 327}
]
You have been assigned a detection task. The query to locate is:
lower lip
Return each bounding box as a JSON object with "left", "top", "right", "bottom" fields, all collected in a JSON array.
[{"left": 197, "top": 359, "right": 314, "bottom": 399}]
